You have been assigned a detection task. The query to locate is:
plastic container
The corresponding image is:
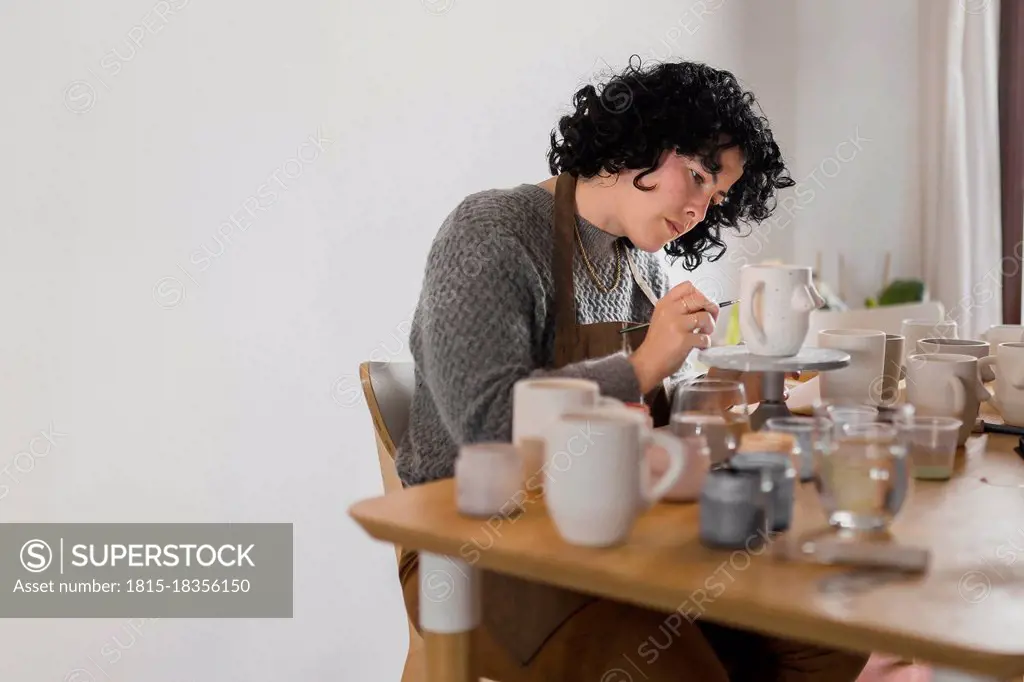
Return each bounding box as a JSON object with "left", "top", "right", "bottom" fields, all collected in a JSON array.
[{"left": 898, "top": 416, "right": 962, "bottom": 480}]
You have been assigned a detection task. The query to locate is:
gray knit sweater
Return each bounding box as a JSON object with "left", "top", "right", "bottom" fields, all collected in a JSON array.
[{"left": 395, "top": 183, "right": 692, "bottom": 487}]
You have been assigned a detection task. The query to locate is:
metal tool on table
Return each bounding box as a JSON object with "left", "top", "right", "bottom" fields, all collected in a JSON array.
[
  {"left": 696, "top": 346, "right": 851, "bottom": 430},
  {"left": 772, "top": 530, "right": 931, "bottom": 575}
]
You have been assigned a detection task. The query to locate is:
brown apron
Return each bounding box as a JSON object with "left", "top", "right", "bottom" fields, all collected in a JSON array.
[{"left": 400, "top": 171, "right": 671, "bottom": 667}]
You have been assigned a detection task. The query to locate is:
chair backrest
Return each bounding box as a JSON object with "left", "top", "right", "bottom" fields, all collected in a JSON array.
[
  {"left": 360, "top": 361, "right": 416, "bottom": 458},
  {"left": 359, "top": 361, "right": 424, "bottom": 672}
]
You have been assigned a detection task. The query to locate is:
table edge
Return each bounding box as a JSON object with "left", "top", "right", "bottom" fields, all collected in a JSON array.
[{"left": 349, "top": 496, "right": 1024, "bottom": 678}]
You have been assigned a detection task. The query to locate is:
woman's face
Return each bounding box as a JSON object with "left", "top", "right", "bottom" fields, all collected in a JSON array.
[{"left": 615, "top": 146, "right": 745, "bottom": 252}]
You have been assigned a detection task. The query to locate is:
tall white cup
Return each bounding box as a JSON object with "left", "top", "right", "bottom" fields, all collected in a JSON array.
[
  {"left": 739, "top": 264, "right": 825, "bottom": 357},
  {"left": 817, "top": 329, "right": 887, "bottom": 404},
  {"left": 543, "top": 408, "right": 686, "bottom": 547},
  {"left": 901, "top": 318, "right": 958, "bottom": 367},
  {"left": 979, "top": 342, "right": 1024, "bottom": 426},
  {"left": 512, "top": 377, "right": 621, "bottom": 494},
  {"left": 906, "top": 353, "right": 991, "bottom": 445}
]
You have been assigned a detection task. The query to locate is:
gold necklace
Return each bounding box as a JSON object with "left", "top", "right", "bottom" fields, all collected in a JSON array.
[{"left": 574, "top": 223, "right": 622, "bottom": 294}]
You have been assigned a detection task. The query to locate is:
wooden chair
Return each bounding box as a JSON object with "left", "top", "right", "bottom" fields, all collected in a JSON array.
[{"left": 359, "top": 360, "right": 424, "bottom": 682}]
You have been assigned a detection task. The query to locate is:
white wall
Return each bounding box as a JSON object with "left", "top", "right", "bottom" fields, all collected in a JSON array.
[
  {"left": 789, "top": 0, "right": 921, "bottom": 309},
  {"left": 678, "top": 0, "right": 921, "bottom": 318},
  {"left": 0, "top": 1, "right": 744, "bottom": 680},
  {"left": 0, "top": 0, "right": 923, "bottom": 679}
]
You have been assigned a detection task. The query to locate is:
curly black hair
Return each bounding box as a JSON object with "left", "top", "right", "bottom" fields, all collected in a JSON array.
[{"left": 547, "top": 57, "right": 795, "bottom": 271}]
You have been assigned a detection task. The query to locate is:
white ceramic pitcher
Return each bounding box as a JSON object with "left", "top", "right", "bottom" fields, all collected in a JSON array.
[{"left": 739, "top": 264, "right": 825, "bottom": 356}]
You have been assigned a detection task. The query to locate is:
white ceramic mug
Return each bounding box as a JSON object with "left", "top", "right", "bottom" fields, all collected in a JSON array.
[
  {"left": 739, "top": 264, "right": 825, "bottom": 357},
  {"left": 981, "top": 325, "right": 1024, "bottom": 352},
  {"left": 979, "top": 342, "right": 1024, "bottom": 427},
  {"left": 512, "top": 377, "right": 622, "bottom": 494},
  {"left": 919, "top": 338, "right": 992, "bottom": 381},
  {"left": 901, "top": 318, "right": 958, "bottom": 367},
  {"left": 906, "top": 353, "right": 991, "bottom": 445},
  {"left": 543, "top": 408, "right": 687, "bottom": 547},
  {"left": 817, "top": 329, "right": 887, "bottom": 404},
  {"left": 579, "top": 406, "right": 707, "bottom": 506}
]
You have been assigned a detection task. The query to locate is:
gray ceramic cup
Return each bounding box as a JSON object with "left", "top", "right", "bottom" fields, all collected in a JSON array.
[{"left": 918, "top": 338, "right": 993, "bottom": 381}]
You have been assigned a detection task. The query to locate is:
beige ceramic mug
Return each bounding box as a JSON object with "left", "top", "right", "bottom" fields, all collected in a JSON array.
[
  {"left": 512, "top": 377, "right": 622, "bottom": 495},
  {"left": 918, "top": 338, "right": 993, "bottom": 381},
  {"left": 905, "top": 353, "right": 991, "bottom": 445},
  {"left": 817, "top": 329, "right": 887, "bottom": 404}
]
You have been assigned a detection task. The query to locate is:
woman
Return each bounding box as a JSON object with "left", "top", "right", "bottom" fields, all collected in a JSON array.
[{"left": 394, "top": 58, "right": 868, "bottom": 681}]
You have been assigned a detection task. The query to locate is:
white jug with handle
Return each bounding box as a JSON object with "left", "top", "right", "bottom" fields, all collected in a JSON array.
[{"left": 739, "top": 264, "right": 825, "bottom": 357}]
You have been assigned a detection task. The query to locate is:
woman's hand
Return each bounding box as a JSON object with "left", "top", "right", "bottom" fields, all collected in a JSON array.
[{"left": 629, "top": 281, "right": 720, "bottom": 394}]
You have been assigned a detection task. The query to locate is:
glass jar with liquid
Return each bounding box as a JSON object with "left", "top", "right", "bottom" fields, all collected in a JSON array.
[{"left": 815, "top": 422, "right": 911, "bottom": 532}]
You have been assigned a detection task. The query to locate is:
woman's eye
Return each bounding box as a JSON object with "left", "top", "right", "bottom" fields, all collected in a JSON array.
[{"left": 690, "top": 169, "right": 704, "bottom": 185}]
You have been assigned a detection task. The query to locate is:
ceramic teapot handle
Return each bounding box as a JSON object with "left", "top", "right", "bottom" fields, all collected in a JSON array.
[{"left": 744, "top": 281, "right": 767, "bottom": 347}]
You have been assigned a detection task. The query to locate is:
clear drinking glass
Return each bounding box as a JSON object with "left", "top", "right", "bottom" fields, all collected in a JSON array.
[
  {"left": 814, "top": 400, "right": 879, "bottom": 438},
  {"left": 816, "top": 422, "right": 911, "bottom": 532},
  {"left": 764, "top": 416, "right": 833, "bottom": 482},
  {"left": 897, "top": 416, "right": 962, "bottom": 480},
  {"left": 671, "top": 379, "right": 750, "bottom": 465}
]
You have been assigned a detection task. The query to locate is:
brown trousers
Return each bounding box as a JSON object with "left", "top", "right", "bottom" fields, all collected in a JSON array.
[{"left": 399, "top": 551, "right": 869, "bottom": 682}]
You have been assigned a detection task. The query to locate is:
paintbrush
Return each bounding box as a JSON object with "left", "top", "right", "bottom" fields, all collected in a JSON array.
[{"left": 619, "top": 299, "right": 740, "bottom": 334}]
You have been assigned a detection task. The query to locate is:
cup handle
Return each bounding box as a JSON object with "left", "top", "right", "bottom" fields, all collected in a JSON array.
[
  {"left": 948, "top": 376, "right": 966, "bottom": 415},
  {"left": 790, "top": 284, "right": 817, "bottom": 313},
  {"left": 642, "top": 432, "right": 687, "bottom": 505},
  {"left": 808, "top": 282, "right": 826, "bottom": 309},
  {"left": 979, "top": 355, "right": 998, "bottom": 384},
  {"left": 744, "top": 281, "right": 767, "bottom": 347},
  {"left": 975, "top": 359, "right": 994, "bottom": 401}
]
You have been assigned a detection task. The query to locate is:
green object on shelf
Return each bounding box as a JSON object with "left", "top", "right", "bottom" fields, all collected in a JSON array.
[{"left": 865, "top": 279, "right": 926, "bottom": 308}]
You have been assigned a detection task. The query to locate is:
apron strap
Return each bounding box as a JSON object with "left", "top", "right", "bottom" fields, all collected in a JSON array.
[
  {"left": 552, "top": 172, "right": 580, "bottom": 367},
  {"left": 624, "top": 247, "right": 660, "bottom": 307}
]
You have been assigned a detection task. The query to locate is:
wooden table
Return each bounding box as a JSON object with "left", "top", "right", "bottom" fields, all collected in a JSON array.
[{"left": 350, "top": 419, "right": 1024, "bottom": 682}]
